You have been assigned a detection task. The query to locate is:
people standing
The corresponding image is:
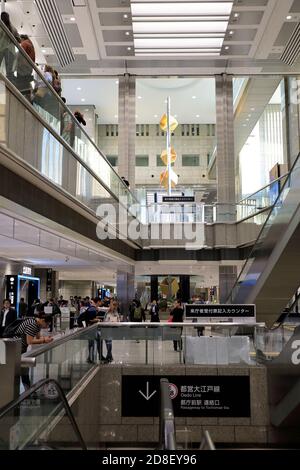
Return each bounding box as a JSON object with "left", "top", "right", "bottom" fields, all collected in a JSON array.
[
  {"left": 16, "top": 34, "right": 35, "bottom": 101},
  {"left": 13, "top": 313, "right": 53, "bottom": 390},
  {"left": 0, "top": 12, "right": 21, "bottom": 80},
  {"left": 0, "top": 299, "right": 17, "bottom": 337},
  {"left": 19, "top": 297, "right": 28, "bottom": 318},
  {"left": 170, "top": 300, "right": 184, "bottom": 351},
  {"left": 150, "top": 299, "right": 160, "bottom": 322},
  {"left": 103, "top": 300, "right": 120, "bottom": 362}
]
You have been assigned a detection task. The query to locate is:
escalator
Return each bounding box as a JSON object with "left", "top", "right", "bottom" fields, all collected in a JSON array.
[
  {"left": 228, "top": 152, "right": 300, "bottom": 327},
  {"left": 0, "top": 378, "right": 87, "bottom": 450},
  {"left": 0, "top": 20, "right": 140, "bottom": 247}
]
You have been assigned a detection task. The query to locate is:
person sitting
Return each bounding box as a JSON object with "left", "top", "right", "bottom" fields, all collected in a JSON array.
[{"left": 0, "top": 299, "right": 17, "bottom": 337}]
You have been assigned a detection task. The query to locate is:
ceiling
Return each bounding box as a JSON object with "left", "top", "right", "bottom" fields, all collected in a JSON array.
[
  {"left": 61, "top": 77, "right": 217, "bottom": 123},
  {"left": 4, "top": 0, "right": 300, "bottom": 75}
]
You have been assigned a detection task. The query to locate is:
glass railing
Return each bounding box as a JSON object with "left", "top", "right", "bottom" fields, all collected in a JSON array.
[
  {"left": 228, "top": 152, "right": 300, "bottom": 304},
  {"left": 21, "top": 325, "right": 99, "bottom": 393},
  {"left": 0, "top": 20, "right": 137, "bottom": 209},
  {"left": 0, "top": 378, "right": 86, "bottom": 450},
  {"left": 237, "top": 174, "right": 288, "bottom": 221},
  {"left": 92, "top": 322, "right": 262, "bottom": 366}
]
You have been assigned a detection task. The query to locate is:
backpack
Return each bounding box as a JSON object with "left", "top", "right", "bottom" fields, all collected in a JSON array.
[
  {"left": 133, "top": 306, "right": 142, "bottom": 321},
  {"left": 2, "top": 318, "right": 25, "bottom": 338}
]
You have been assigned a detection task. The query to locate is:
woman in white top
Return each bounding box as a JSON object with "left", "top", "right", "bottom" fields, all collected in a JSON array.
[{"left": 103, "top": 301, "right": 120, "bottom": 362}]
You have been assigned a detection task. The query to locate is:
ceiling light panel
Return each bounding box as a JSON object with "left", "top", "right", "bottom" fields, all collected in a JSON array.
[
  {"left": 130, "top": 1, "right": 233, "bottom": 57},
  {"left": 131, "top": 2, "right": 233, "bottom": 16},
  {"left": 133, "top": 21, "right": 228, "bottom": 34}
]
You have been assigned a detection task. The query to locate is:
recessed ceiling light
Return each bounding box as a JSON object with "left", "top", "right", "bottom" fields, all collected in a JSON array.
[
  {"left": 114, "top": 114, "right": 118, "bottom": 118},
  {"left": 196, "top": 114, "right": 200, "bottom": 118},
  {"left": 246, "top": 118, "right": 249, "bottom": 121},
  {"left": 115, "top": 80, "right": 119, "bottom": 84},
  {"left": 154, "top": 114, "right": 158, "bottom": 118},
  {"left": 229, "top": 31, "right": 234, "bottom": 35},
  {"left": 251, "top": 107, "right": 255, "bottom": 111},
  {"left": 225, "top": 46, "right": 229, "bottom": 50},
  {"left": 192, "top": 96, "right": 196, "bottom": 99},
  {"left": 125, "top": 31, "right": 130, "bottom": 36},
  {"left": 77, "top": 87, "right": 82, "bottom": 91},
  {"left": 138, "top": 95, "right": 142, "bottom": 99},
  {"left": 81, "top": 98, "right": 85, "bottom": 102},
  {"left": 85, "top": 109, "right": 89, "bottom": 112},
  {"left": 70, "top": 17, "right": 76, "bottom": 21},
  {"left": 286, "top": 15, "right": 292, "bottom": 20},
  {"left": 135, "top": 114, "right": 138, "bottom": 118},
  {"left": 234, "top": 13, "right": 239, "bottom": 18},
  {"left": 42, "top": 49, "right": 46, "bottom": 53},
  {"left": 243, "top": 124, "right": 247, "bottom": 127},
  {"left": 123, "top": 14, "right": 128, "bottom": 19},
  {"left": 127, "top": 46, "right": 131, "bottom": 51}
]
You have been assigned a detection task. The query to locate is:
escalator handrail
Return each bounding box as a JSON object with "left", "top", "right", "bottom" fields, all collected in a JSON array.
[
  {"left": 0, "top": 20, "right": 138, "bottom": 205},
  {"left": 159, "top": 378, "right": 176, "bottom": 450},
  {"left": 0, "top": 378, "right": 87, "bottom": 450},
  {"left": 227, "top": 151, "right": 300, "bottom": 303}
]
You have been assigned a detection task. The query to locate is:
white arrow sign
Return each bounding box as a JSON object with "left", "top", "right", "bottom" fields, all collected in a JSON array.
[{"left": 139, "top": 381, "right": 157, "bottom": 401}]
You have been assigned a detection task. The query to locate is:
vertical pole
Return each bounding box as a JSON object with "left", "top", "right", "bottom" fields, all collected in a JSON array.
[{"left": 167, "top": 96, "right": 171, "bottom": 195}]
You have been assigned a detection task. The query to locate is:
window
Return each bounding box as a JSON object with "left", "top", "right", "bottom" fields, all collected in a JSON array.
[
  {"left": 107, "top": 155, "right": 118, "bottom": 167},
  {"left": 136, "top": 155, "right": 149, "bottom": 167},
  {"left": 182, "top": 155, "right": 200, "bottom": 166},
  {"left": 156, "top": 155, "right": 164, "bottom": 167}
]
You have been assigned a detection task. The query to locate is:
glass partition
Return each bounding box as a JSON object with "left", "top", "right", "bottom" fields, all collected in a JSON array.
[
  {"left": 234, "top": 77, "right": 288, "bottom": 200},
  {"left": 0, "top": 21, "right": 136, "bottom": 209}
]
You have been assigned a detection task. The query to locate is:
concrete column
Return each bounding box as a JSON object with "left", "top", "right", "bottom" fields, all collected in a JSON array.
[
  {"left": 215, "top": 74, "right": 236, "bottom": 221},
  {"left": 286, "top": 77, "right": 300, "bottom": 167},
  {"left": 219, "top": 266, "right": 237, "bottom": 303},
  {"left": 117, "top": 270, "right": 135, "bottom": 320},
  {"left": 118, "top": 74, "right": 136, "bottom": 189}
]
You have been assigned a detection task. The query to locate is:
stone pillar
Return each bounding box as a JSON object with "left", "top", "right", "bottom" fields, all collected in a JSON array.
[
  {"left": 150, "top": 275, "right": 158, "bottom": 302},
  {"left": 118, "top": 74, "right": 136, "bottom": 189},
  {"left": 286, "top": 77, "right": 300, "bottom": 167},
  {"left": 35, "top": 269, "right": 59, "bottom": 301},
  {"left": 117, "top": 270, "right": 135, "bottom": 320},
  {"left": 219, "top": 266, "right": 237, "bottom": 303},
  {"left": 215, "top": 74, "right": 236, "bottom": 221},
  {"left": 179, "top": 275, "right": 190, "bottom": 303}
]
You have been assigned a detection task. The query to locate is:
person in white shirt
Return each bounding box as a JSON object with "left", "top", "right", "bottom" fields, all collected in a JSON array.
[{"left": 103, "top": 301, "right": 120, "bottom": 362}]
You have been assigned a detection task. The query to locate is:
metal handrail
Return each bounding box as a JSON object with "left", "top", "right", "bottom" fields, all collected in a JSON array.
[
  {"left": 0, "top": 20, "right": 138, "bottom": 205},
  {"left": 0, "top": 378, "right": 87, "bottom": 450},
  {"left": 199, "top": 430, "right": 215, "bottom": 450},
  {"left": 227, "top": 151, "right": 300, "bottom": 303},
  {"left": 238, "top": 174, "right": 288, "bottom": 205},
  {"left": 159, "top": 378, "right": 176, "bottom": 450}
]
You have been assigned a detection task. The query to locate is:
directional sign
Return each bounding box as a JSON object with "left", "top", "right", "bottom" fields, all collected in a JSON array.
[
  {"left": 139, "top": 381, "right": 157, "bottom": 401},
  {"left": 185, "top": 304, "right": 256, "bottom": 323},
  {"left": 163, "top": 196, "right": 195, "bottom": 203},
  {"left": 122, "top": 375, "right": 250, "bottom": 417}
]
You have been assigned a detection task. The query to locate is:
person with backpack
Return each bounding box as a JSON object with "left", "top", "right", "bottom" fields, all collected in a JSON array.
[
  {"left": 0, "top": 299, "right": 17, "bottom": 337},
  {"left": 3, "top": 313, "right": 53, "bottom": 390}
]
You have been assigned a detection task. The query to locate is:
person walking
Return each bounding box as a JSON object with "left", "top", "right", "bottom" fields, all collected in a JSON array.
[
  {"left": 150, "top": 299, "right": 160, "bottom": 322},
  {"left": 103, "top": 300, "right": 120, "bottom": 362}
]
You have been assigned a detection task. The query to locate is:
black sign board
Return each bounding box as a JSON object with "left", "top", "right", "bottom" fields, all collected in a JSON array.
[
  {"left": 122, "top": 375, "right": 250, "bottom": 417},
  {"left": 185, "top": 304, "right": 256, "bottom": 323},
  {"left": 162, "top": 196, "right": 195, "bottom": 203}
]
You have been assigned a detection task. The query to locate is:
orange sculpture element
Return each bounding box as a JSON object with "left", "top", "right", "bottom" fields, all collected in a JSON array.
[
  {"left": 160, "top": 168, "right": 178, "bottom": 190},
  {"left": 160, "top": 147, "right": 177, "bottom": 166},
  {"left": 159, "top": 113, "right": 178, "bottom": 133}
]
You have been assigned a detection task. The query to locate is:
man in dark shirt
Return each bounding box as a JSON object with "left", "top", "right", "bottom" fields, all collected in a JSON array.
[
  {"left": 19, "top": 297, "right": 28, "bottom": 317},
  {"left": 0, "top": 299, "right": 17, "bottom": 337},
  {"left": 170, "top": 300, "right": 184, "bottom": 351}
]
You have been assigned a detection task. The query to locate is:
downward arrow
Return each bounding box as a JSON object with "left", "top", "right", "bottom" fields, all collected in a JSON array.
[{"left": 139, "top": 381, "right": 157, "bottom": 401}]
